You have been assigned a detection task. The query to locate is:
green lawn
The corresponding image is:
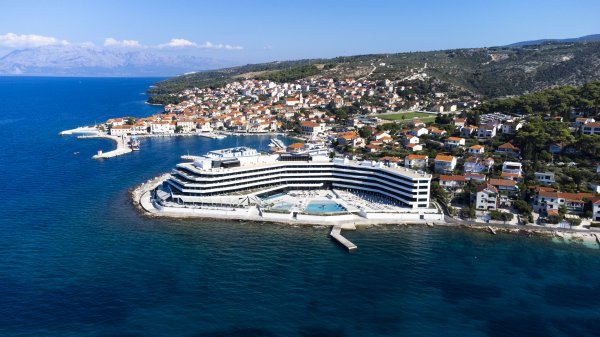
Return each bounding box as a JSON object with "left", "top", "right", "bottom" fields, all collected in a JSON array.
[{"left": 375, "top": 111, "right": 436, "bottom": 122}]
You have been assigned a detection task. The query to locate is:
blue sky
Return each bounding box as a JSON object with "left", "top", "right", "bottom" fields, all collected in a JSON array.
[{"left": 0, "top": 0, "right": 599, "bottom": 63}]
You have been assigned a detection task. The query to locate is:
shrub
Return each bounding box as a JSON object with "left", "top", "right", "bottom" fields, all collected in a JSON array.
[{"left": 489, "top": 210, "right": 514, "bottom": 222}]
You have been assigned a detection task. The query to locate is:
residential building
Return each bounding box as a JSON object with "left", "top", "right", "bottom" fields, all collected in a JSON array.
[
  {"left": 496, "top": 142, "right": 520, "bottom": 157},
  {"left": 150, "top": 121, "right": 174, "bottom": 134},
  {"left": 489, "top": 178, "right": 519, "bottom": 196},
  {"left": 593, "top": 199, "right": 600, "bottom": 222},
  {"left": 444, "top": 137, "right": 465, "bottom": 149},
  {"left": 460, "top": 126, "right": 477, "bottom": 137},
  {"left": 501, "top": 121, "right": 523, "bottom": 134},
  {"left": 406, "top": 143, "right": 423, "bottom": 152},
  {"left": 403, "top": 135, "right": 420, "bottom": 145},
  {"left": 434, "top": 154, "right": 457, "bottom": 173},
  {"left": 534, "top": 172, "right": 556, "bottom": 185},
  {"left": 582, "top": 122, "right": 600, "bottom": 135},
  {"left": 575, "top": 117, "right": 595, "bottom": 128},
  {"left": 465, "top": 173, "right": 486, "bottom": 183},
  {"left": 468, "top": 145, "right": 485, "bottom": 156},
  {"left": 464, "top": 157, "right": 491, "bottom": 173},
  {"left": 474, "top": 183, "right": 499, "bottom": 210},
  {"left": 404, "top": 154, "right": 428, "bottom": 169},
  {"left": 502, "top": 161, "right": 523, "bottom": 175},
  {"left": 439, "top": 175, "right": 467, "bottom": 192},
  {"left": 300, "top": 121, "right": 323, "bottom": 137},
  {"left": 110, "top": 124, "right": 132, "bottom": 136},
  {"left": 532, "top": 186, "right": 594, "bottom": 215},
  {"left": 176, "top": 119, "right": 195, "bottom": 133},
  {"left": 452, "top": 118, "right": 466, "bottom": 128},
  {"left": 337, "top": 131, "right": 364, "bottom": 147},
  {"left": 477, "top": 124, "right": 497, "bottom": 138},
  {"left": 409, "top": 127, "right": 429, "bottom": 137}
]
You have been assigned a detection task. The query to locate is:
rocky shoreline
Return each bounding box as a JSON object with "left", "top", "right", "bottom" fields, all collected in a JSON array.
[{"left": 129, "top": 176, "right": 600, "bottom": 249}]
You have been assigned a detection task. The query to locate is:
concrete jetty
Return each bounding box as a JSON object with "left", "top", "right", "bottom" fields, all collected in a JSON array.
[
  {"left": 330, "top": 225, "right": 358, "bottom": 251},
  {"left": 82, "top": 134, "right": 132, "bottom": 159},
  {"left": 59, "top": 126, "right": 99, "bottom": 135}
]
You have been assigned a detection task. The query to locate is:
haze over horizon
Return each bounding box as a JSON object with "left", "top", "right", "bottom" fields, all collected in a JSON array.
[{"left": 1, "top": 0, "right": 599, "bottom": 67}]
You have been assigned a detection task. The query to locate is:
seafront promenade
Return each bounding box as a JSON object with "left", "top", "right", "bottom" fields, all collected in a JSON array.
[{"left": 131, "top": 174, "right": 600, "bottom": 250}]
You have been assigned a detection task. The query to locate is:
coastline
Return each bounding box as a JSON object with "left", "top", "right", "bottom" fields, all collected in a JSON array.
[{"left": 129, "top": 175, "right": 600, "bottom": 249}]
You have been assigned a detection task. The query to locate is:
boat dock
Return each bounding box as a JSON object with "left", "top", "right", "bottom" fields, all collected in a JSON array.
[
  {"left": 59, "top": 126, "right": 99, "bottom": 135},
  {"left": 330, "top": 225, "right": 358, "bottom": 251},
  {"left": 78, "top": 134, "right": 133, "bottom": 159},
  {"left": 198, "top": 132, "right": 226, "bottom": 139}
]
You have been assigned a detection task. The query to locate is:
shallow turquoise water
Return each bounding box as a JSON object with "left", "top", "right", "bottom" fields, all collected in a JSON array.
[
  {"left": 305, "top": 200, "right": 347, "bottom": 213},
  {"left": 1, "top": 77, "right": 599, "bottom": 337}
]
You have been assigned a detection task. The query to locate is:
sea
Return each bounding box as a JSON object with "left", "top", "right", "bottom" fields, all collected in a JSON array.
[{"left": 1, "top": 77, "right": 599, "bottom": 337}]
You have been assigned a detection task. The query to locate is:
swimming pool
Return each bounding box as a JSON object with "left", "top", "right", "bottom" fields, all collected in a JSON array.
[
  {"left": 271, "top": 202, "right": 294, "bottom": 211},
  {"left": 304, "top": 200, "right": 347, "bottom": 213},
  {"left": 261, "top": 192, "right": 286, "bottom": 201}
]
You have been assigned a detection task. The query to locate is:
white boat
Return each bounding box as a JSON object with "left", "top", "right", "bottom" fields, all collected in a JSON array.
[{"left": 130, "top": 136, "right": 140, "bottom": 151}]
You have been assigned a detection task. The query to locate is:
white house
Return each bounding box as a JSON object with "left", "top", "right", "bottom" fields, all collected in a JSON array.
[
  {"left": 535, "top": 172, "right": 556, "bottom": 185},
  {"left": 403, "top": 135, "right": 420, "bottom": 145},
  {"left": 532, "top": 187, "right": 594, "bottom": 215},
  {"left": 150, "top": 121, "right": 174, "bottom": 134},
  {"left": 301, "top": 121, "right": 323, "bottom": 137},
  {"left": 501, "top": 121, "right": 523, "bottom": 134},
  {"left": 475, "top": 183, "right": 499, "bottom": 210},
  {"left": 582, "top": 122, "right": 600, "bottom": 135},
  {"left": 110, "top": 124, "right": 132, "bottom": 136},
  {"left": 575, "top": 117, "right": 595, "bottom": 128},
  {"left": 439, "top": 175, "right": 467, "bottom": 192},
  {"left": 460, "top": 126, "right": 477, "bottom": 137},
  {"left": 404, "top": 154, "right": 428, "bottom": 169},
  {"left": 176, "top": 119, "right": 195, "bottom": 133},
  {"left": 444, "top": 137, "right": 466, "bottom": 149},
  {"left": 410, "top": 127, "right": 429, "bottom": 137},
  {"left": 464, "top": 157, "right": 491, "bottom": 173},
  {"left": 468, "top": 145, "right": 485, "bottom": 156},
  {"left": 434, "top": 154, "right": 457, "bottom": 173},
  {"left": 502, "top": 161, "right": 523, "bottom": 175},
  {"left": 406, "top": 143, "right": 423, "bottom": 152},
  {"left": 593, "top": 199, "right": 600, "bottom": 222},
  {"left": 477, "top": 124, "right": 497, "bottom": 138}
]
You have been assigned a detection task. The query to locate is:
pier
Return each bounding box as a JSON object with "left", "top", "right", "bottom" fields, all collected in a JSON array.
[
  {"left": 330, "top": 225, "right": 358, "bottom": 251},
  {"left": 78, "top": 134, "right": 133, "bottom": 159},
  {"left": 59, "top": 126, "right": 99, "bottom": 135}
]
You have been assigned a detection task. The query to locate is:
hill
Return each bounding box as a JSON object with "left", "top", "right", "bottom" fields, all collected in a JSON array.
[
  {"left": 148, "top": 41, "right": 600, "bottom": 104},
  {"left": 507, "top": 34, "right": 600, "bottom": 47}
]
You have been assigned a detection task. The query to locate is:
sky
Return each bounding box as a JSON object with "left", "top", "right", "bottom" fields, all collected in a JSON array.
[{"left": 0, "top": 0, "right": 599, "bottom": 64}]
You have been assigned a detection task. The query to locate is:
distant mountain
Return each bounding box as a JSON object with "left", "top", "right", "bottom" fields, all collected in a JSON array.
[
  {"left": 506, "top": 34, "right": 600, "bottom": 47},
  {"left": 0, "top": 45, "right": 232, "bottom": 77}
]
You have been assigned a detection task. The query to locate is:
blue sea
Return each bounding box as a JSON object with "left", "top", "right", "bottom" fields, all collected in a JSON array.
[{"left": 1, "top": 77, "right": 600, "bottom": 337}]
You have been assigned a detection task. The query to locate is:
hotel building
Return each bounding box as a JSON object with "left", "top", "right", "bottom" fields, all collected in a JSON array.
[{"left": 154, "top": 147, "right": 432, "bottom": 210}]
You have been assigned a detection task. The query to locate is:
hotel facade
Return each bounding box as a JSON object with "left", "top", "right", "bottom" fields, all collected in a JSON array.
[{"left": 154, "top": 147, "right": 433, "bottom": 211}]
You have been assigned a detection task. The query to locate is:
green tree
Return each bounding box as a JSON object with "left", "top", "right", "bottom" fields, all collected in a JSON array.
[
  {"left": 463, "top": 206, "right": 476, "bottom": 219},
  {"left": 358, "top": 126, "right": 373, "bottom": 139}
]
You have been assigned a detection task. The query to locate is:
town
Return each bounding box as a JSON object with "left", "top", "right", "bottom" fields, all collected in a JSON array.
[{"left": 97, "top": 76, "right": 600, "bottom": 230}]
